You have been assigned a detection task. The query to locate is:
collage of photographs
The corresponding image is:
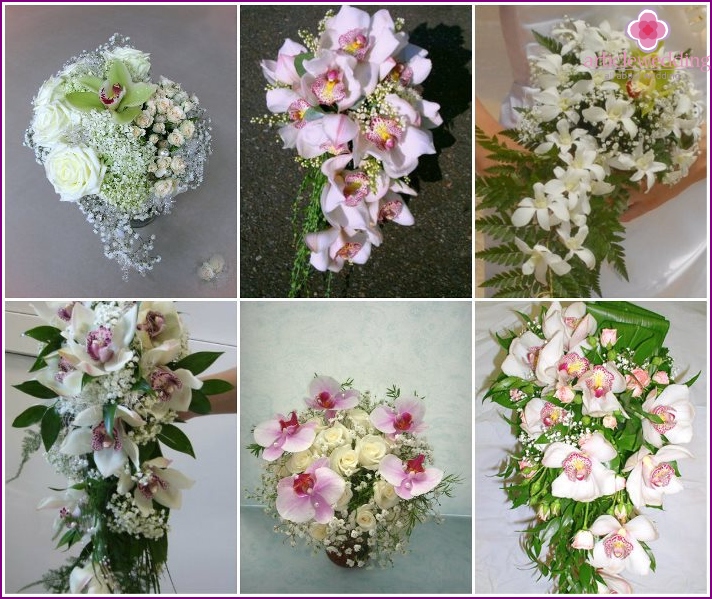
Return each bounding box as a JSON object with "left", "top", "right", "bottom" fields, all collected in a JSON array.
[{"left": 1, "top": 2, "right": 708, "bottom": 597}]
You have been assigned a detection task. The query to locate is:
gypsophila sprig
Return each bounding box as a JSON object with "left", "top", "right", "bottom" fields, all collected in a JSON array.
[
  {"left": 476, "top": 18, "right": 704, "bottom": 297},
  {"left": 25, "top": 34, "right": 212, "bottom": 278},
  {"left": 11, "top": 301, "right": 234, "bottom": 594},
  {"left": 485, "top": 301, "right": 698, "bottom": 593},
  {"left": 248, "top": 375, "right": 460, "bottom": 567},
  {"left": 256, "top": 6, "right": 442, "bottom": 296}
]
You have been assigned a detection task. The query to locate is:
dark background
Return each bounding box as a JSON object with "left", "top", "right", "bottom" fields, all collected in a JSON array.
[{"left": 240, "top": 5, "right": 472, "bottom": 298}]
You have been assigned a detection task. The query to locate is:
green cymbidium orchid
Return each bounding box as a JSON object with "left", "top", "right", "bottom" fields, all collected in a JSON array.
[{"left": 65, "top": 60, "right": 156, "bottom": 124}]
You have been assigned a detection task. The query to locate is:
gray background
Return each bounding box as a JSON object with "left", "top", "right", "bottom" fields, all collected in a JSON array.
[
  {"left": 4, "top": 5, "right": 237, "bottom": 297},
  {"left": 240, "top": 5, "right": 472, "bottom": 297}
]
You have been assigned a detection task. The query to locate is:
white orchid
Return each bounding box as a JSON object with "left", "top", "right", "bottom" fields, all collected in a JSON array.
[
  {"left": 589, "top": 515, "right": 659, "bottom": 576},
  {"left": 542, "top": 432, "right": 623, "bottom": 502},
  {"left": 609, "top": 144, "right": 666, "bottom": 190},
  {"left": 582, "top": 95, "right": 637, "bottom": 140},
  {"left": 60, "top": 405, "right": 144, "bottom": 478},
  {"left": 118, "top": 457, "right": 194, "bottom": 516},
  {"left": 534, "top": 120, "right": 592, "bottom": 155},
  {"left": 542, "top": 302, "right": 596, "bottom": 352},
  {"left": 502, "top": 329, "right": 564, "bottom": 387},
  {"left": 511, "top": 182, "right": 570, "bottom": 231},
  {"left": 624, "top": 445, "right": 693, "bottom": 509},
  {"left": 514, "top": 238, "right": 571, "bottom": 285},
  {"left": 69, "top": 562, "right": 111, "bottom": 594},
  {"left": 532, "top": 80, "right": 593, "bottom": 123},
  {"left": 557, "top": 223, "right": 596, "bottom": 269},
  {"left": 641, "top": 384, "right": 695, "bottom": 448},
  {"left": 576, "top": 362, "right": 627, "bottom": 417}
]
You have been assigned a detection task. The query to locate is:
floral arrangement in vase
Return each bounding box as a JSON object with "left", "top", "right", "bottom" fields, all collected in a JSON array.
[
  {"left": 256, "top": 5, "right": 441, "bottom": 296},
  {"left": 11, "top": 301, "right": 233, "bottom": 593},
  {"left": 25, "top": 34, "right": 212, "bottom": 277},
  {"left": 248, "top": 375, "right": 460, "bottom": 567},
  {"left": 476, "top": 17, "right": 704, "bottom": 297},
  {"left": 484, "top": 301, "right": 698, "bottom": 593}
]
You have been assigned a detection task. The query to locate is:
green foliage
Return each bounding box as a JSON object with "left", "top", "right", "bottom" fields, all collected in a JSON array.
[
  {"left": 13, "top": 380, "right": 57, "bottom": 400},
  {"left": 188, "top": 389, "right": 212, "bottom": 415},
  {"left": 172, "top": 351, "right": 222, "bottom": 376},
  {"left": 158, "top": 424, "right": 196, "bottom": 458},
  {"left": 200, "top": 378, "right": 235, "bottom": 395}
]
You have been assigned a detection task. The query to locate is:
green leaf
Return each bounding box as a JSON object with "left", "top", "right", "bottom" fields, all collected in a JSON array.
[
  {"left": 303, "top": 107, "right": 324, "bottom": 122},
  {"left": 65, "top": 91, "right": 104, "bottom": 111},
  {"left": 104, "top": 403, "right": 117, "bottom": 439},
  {"left": 132, "top": 378, "right": 153, "bottom": 394},
  {"left": 201, "top": 379, "right": 234, "bottom": 396},
  {"left": 41, "top": 407, "right": 62, "bottom": 451},
  {"left": 682, "top": 371, "right": 701, "bottom": 387},
  {"left": 293, "top": 52, "right": 314, "bottom": 77},
  {"left": 29, "top": 336, "right": 64, "bottom": 373},
  {"left": 158, "top": 424, "right": 196, "bottom": 458},
  {"left": 13, "top": 380, "right": 58, "bottom": 399},
  {"left": 188, "top": 389, "right": 212, "bottom": 415},
  {"left": 121, "top": 82, "right": 157, "bottom": 108},
  {"left": 12, "top": 405, "right": 49, "bottom": 428},
  {"left": 24, "top": 325, "right": 62, "bottom": 343},
  {"left": 173, "top": 351, "right": 222, "bottom": 376}
]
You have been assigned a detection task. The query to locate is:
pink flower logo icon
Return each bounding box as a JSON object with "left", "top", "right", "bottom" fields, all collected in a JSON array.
[{"left": 627, "top": 9, "right": 669, "bottom": 52}]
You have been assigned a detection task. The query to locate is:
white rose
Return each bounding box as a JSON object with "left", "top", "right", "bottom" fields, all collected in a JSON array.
[
  {"left": 309, "top": 522, "right": 328, "bottom": 541},
  {"left": 347, "top": 409, "right": 372, "bottom": 432},
  {"left": 179, "top": 120, "right": 195, "bottom": 139},
  {"left": 152, "top": 122, "right": 166, "bottom": 134},
  {"left": 167, "top": 131, "right": 185, "bottom": 147},
  {"left": 330, "top": 445, "right": 360, "bottom": 476},
  {"left": 32, "top": 102, "right": 77, "bottom": 148},
  {"left": 182, "top": 100, "right": 195, "bottom": 113},
  {"left": 335, "top": 484, "right": 353, "bottom": 512},
  {"left": 34, "top": 76, "right": 65, "bottom": 108},
  {"left": 104, "top": 47, "right": 151, "bottom": 80},
  {"left": 315, "top": 422, "right": 352, "bottom": 450},
  {"left": 44, "top": 143, "right": 105, "bottom": 202},
  {"left": 287, "top": 450, "right": 314, "bottom": 474},
  {"left": 171, "top": 156, "right": 186, "bottom": 175},
  {"left": 153, "top": 178, "right": 176, "bottom": 198},
  {"left": 135, "top": 112, "right": 153, "bottom": 129},
  {"left": 373, "top": 480, "right": 400, "bottom": 509},
  {"left": 156, "top": 98, "right": 171, "bottom": 114},
  {"left": 167, "top": 105, "right": 186, "bottom": 124},
  {"left": 355, "top": 505, "right": 377, "bottom": 531},
  {"left": 356, "top": 434, "right": 389, "bottom": 470}
]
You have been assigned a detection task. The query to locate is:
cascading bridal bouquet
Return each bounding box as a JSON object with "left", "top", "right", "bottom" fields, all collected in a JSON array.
[
  {"left": 256, "top": 5, "right": 441, "bottom": 297},
  {"left": 476, "top": 17, "right": 704, "bottom": 297},
  {"left": 484, "top": 301, "right": 698, "bottom": 593},
  {"left": 25, "top": 34, "right": 212, "bottom": 278},
  {"left": 248, "top": 375, "right": 459, "bottom": 567},
  {"left": 11, "top": 301, "right": 234, "bottom": 593}
]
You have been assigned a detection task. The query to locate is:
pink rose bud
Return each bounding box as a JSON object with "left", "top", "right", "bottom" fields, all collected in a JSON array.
[
  {"left": 600, "top": 328, "right": 617, "bottom": 347},
  {"left": 518, "top": 459, "right": 536, "bottom": 479},
  {"left": 602, "top": 414, "right": 618, "bottom": 429},
  {"left": 626, "top": 368, "right": 651, "bottom": 397},
  {"left": 554, "top": 384, "right": 575, "bottom": 404},
  {"left": 571, "top": 529, "right": 594, "bottom": 550},
  {"left": 614, "top": 504, "right": 628, "bottom": 523},
  {"left": 652, "top": 371, "right": 670, "bottom": 385}
]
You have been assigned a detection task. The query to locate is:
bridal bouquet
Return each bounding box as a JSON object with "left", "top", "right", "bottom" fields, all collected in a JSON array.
[
  {"left": 11, "top": 301, "right": 233, "bottom": 593},
  {"left": 476, "top": 17, "right": 704, "bottom": 297},
  {"left": 248, "top": 376, "right": 459, "bottom": 567},
  {"left": 256, "top": 6, "right": 441, "bottom": 296},
  {"left": 25, "top": 34, "right": 212, "bottom": 277},
  {"left": 485, "top": 301, "right": 698, "bottom": 593}
]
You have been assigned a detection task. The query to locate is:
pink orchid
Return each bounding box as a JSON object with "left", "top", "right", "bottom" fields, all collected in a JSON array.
[
  {"left": 305, "top": 227, "right": 375, "bottom": 273},
  {"left": 371, "top": 189, "right": 416, "bottom": 227},
  {"left": 260, "top": 38, "right": 309, "bottom": 86},
  {"left": 321, "top": 153, "right": 389, "bottom": 214},
  {"left": 641, "top": 384, "right": 695, "bottom": 448},
  {"left": 304, "top": 376, "right": 360, "bottom": 419},
  {"left": 378, "top": 454, "right": 443, "bottom": 499},
  {"left": 501, "top": 330, "right": 564, "bottom": 387},
  {"left": 521, "top": 397, "right": 568, "bottom": 437},
  {"left": 575, "top": 362, "right": 626, "bottom": 417},
  {"left": 542, "top": 302, "right": 597, "bottom": 353},
  {"left": 623, "top": 445, "right": 692, "bottom": 508},
  {"left": 542, "top": 432, "right": 623, "bottom": 502},
  {"left": 276, "top": 457, "right": 345, "bottom": 523},
  {"left": 370, "top": 396, "right": 427, "bottom": 436},
  {"left": 253, "top": 411, "right": 317, "bottom": 461},
  {"left": 301, "top": 49, "right": 367, "bottom": 111},
  {"left": 589, "top": 514, "right": 659, "bottom": 576}
]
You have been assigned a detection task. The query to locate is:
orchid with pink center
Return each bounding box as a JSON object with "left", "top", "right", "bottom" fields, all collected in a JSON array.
[
  {"left": 260, "top": 38, "right": 308, "bottom": 86},
  {"left": 382, "top": 42, "right": 432, "bottom": 86},
  {"left": 542, "top": 432, "right": 623, "bottom": 502},
  {"left": 304, "top": 376, "right": 360, "bottom": 419},
  {"left": 373, "top": 189, "right": 415, "bottom": 226},
  {"left": 117, "top": 457, "right": 194, "bottom": 516},
  {"left": 276, "top": 457, "right": 346, "bottom": 523},
  {"left": 36, "top": 354, "right": 83, "bottom": 397},
  {"left": 575, "top": 362, "right": 626, "bottom": 417},
  {"left": 136, "top": 301, "right": 184, "bottom": 350},
  {"left": 370, "top": 396, "right": 427, "bottom": 436},
  {"left": 378, "top": 453, "right": 443, "bottom": 500},
  {"left": 596, "top": 571, "right": 634, "bottom": 595},
  {"left": 501, "top": 329, "right": 564, "bottom": 387},
  {"left": 60, "top": 303, "right": 137, "bottom": 376},
  {"left": 641, "top": 384, "right": 695, "bottom": 448},
  {"left": 32, "top": 301, "right": 78, "bottom": 329},
  {"left": 254, "top": 411, "right": 318, "bottom": 461},
  {"left": 542, "top": 301, "right": 596, "bottom": 352},
  {"left": 60, "top": 405, "right": 144, "bottom": 478},
  {"left": 589, "top": 515, "right": 659, "bottom": 576},
  {"left": 302, "top": 50, "right": 366, "bottom": 111},
  {"left": 521, "top": 397, "right": 568, "bottom": 437},
  {"left": 623, "top": 445, "right": 692, "bottom": 509},
  {"left": 145, "top": 364, "right": 203, "bottom": 416},
  {"left": 305, "top": 226, "right": 375, "bottom": 273}
]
